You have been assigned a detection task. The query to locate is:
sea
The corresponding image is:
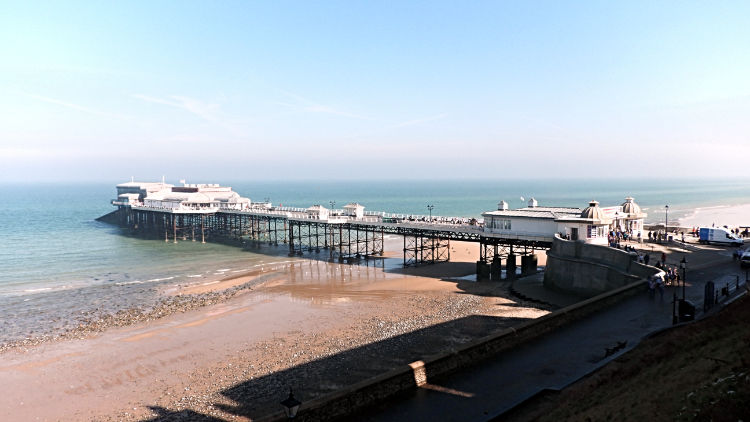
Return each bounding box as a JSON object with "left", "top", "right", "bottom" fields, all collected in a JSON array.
[{"left": 1, "top": 178, "right": 748, "bottom": 342}]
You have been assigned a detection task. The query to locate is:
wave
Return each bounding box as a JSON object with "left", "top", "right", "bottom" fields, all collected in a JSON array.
[
  {"left": 116, "top": 276, "right": 176, "bottom": 285},
  {"left": 146, "top": 276, "right": 175, "bottom": 282},
  {"left": 694, "top": 204, "right": 732, "bottom": 210}
]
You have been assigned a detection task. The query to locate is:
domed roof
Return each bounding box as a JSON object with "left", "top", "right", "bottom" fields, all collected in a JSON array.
[
  {"left": 580, "top": 200, "right": 606, "bottom": 220},
  {"left": 621, "top": 197, "right": 641, "bottom": 215}
]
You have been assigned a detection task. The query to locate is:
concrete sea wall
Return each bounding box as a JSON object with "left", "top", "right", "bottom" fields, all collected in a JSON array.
[
  {"left": 256, "top": 277, "right": 647, "bottom": 422},
  {"left": 543, "top": 235, "right": 660, "bottom": 298}
]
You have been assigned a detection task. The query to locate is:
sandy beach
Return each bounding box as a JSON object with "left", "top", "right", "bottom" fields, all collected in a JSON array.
[
  {"left": 677, "top": 203, "right": 750, "bottom": 229},
  {"left": 0, "top": 240, "right": 553, "bottom": 422}
]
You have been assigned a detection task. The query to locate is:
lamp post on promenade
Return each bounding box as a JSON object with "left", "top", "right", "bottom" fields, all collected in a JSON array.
[
  {"left": 280, "top": 388, "right": 302, "bottom": 418},
  {"left": 427, "top": 205, "right": 434, "bottom": 223},
  {"left": 665, "top": 205, "right": 669, "bottom": 240},
  {"left": 330, "top": 201, "right": 335, "bottom": 216},
  {"left": 680, "top": 256, "right": 687, "bottom": 300}
]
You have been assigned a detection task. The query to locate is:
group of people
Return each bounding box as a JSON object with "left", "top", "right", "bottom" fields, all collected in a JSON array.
[
  {"left": 637, "top": 251, "right": 668, "bottom": 267},
  {"left": 641, "top": 249, "right": 682, "bottom": 299},
  {"left": 647, "top": 275, "right": 665, "bottom": 299},
  {"left": 401, "top": 216, "right": 480, "bottom": 226},
  {"left": 647, "top": 229, "right": 684, "bottom": 243},
  {"left": 608, "top": 228, "right": 638, "bottom": 247}
]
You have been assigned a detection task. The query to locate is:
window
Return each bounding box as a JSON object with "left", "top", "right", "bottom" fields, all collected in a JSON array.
[
  {"left": 493, "top": 219, "right": 511, "bottom": 230},
  {"left": 587, "top": 225, "right": 597, "bottom": 238}
]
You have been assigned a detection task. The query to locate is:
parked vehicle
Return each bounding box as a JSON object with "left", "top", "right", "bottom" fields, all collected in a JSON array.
[
  {"left": 741, "top": 252, "right": 750, "bottom": 269},
  {"left": 699, "top": 227, "right": 744, "bottom": 246}
]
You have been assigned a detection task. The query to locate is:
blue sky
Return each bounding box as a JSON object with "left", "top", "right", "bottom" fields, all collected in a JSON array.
[{"left": 1, "top": 1, "right": 749, "bottom": 181}]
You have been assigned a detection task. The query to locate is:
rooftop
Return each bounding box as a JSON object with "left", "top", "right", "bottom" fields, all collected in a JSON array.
[{"left": 483, "top": 206, "right": 581, "bottom": 219}]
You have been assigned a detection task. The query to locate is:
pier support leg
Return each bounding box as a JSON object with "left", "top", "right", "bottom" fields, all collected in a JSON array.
[
  {"left": 476, "top": 261, "right": 490, "bottom": 281},
  {"left": 521, "top": 254, "right": 538, "bottom": 274},
  {"left": 506, "top": 254, "right": 517, "bottom": 280},
  {"left": 288, "top": 222, "right": 295, "bottom": 257},
  {"left": 490, "top": 259, "right": 502, "bottom": 280}
]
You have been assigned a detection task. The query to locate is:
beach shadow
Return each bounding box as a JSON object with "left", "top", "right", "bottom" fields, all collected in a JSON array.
[{"left": 137, "top": 314, "right": 533, "bottom": 421}]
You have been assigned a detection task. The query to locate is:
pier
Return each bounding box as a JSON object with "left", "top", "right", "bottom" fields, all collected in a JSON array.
[{"left": 108, "top": 182, "right": 555, "bottom": 279}]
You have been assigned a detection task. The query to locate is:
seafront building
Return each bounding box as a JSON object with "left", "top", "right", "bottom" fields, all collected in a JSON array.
[
  {"left": 482, "top": 198, "right": 646, "bottom": 245},
  {"left": 113, "top": 181, "right": 174, "bottom": 207},
  {"left": 113, "top": 182, "right": 251, "bottom": 211}
]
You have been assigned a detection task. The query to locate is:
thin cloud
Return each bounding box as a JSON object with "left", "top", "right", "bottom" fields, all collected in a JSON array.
[
  {"left": 24, "top": 93, "right": 118, "bottom": 118},
  {"left": 277, "top": 90, "right": 376, "bottom": 120},
  {"left": 339, "top": 113, "right": 449, "bottom": 140},
  {"left": 305, "top": 104, "right": 374, "bottom": 120},
  {"left": 131, "top": 94, "right": 244, "bottom": 135}
]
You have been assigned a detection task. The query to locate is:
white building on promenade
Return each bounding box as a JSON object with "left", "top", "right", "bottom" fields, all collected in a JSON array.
[{"left": 482, "top": 197, "right": 646, "bottom": 245}]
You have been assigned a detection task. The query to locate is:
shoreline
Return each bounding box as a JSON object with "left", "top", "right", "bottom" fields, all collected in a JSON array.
[
  {"left": 676, "top": 202, "right": 750, "bottom": 229},
  {"left": 0, "top": 241, "right": 556, "bottom": 422}
]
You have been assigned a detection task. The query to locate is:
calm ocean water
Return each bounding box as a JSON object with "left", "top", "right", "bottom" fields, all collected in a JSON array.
[{"left": 1, "top": 178, "right": 748, "bottom": 341}]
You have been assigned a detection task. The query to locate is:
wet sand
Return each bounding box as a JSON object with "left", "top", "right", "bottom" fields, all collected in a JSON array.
[
  {"left": 677, "top": 203, "right": 750, "bottom": 229},
  {"left": 0, "top": 240, "right": 553, "bottom": 422}
]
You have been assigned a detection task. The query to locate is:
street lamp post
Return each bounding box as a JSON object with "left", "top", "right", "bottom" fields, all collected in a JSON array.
[
  {"left": 280, "top": 388, "right": 302, "bottom": 418},
  {"left": 680, "top": 256, "right": 687, "bottom": 300},
  {"left": 330, "top": 201, "right": 335, "bottom": 216},
  {"left": 665, "top": 205, "right": 669, "bottom": 240},
  {"left": 427, "top": 204, "right": 434, "bottom": 223}
]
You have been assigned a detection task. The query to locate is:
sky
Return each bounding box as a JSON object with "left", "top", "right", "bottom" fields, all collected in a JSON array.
[{"left": 1, "top": 1, "right": 749, "bottom": 182}]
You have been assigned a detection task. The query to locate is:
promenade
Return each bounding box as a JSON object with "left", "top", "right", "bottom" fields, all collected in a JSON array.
[{"left": 353, "top": 241, "right": 747, "bottom": 422}]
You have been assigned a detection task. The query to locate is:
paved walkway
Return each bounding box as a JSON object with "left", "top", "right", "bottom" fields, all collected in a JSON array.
[
  {"left": 510, "top": 272, "right": 584, "bottom": 308},
  {"left": 355, "top": 247, "right": 747, "bottom": 422}
]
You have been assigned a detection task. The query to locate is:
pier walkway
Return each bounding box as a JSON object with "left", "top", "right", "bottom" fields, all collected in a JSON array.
[{"left": 117, "top": 204, "right": 553, "bottom": 273}]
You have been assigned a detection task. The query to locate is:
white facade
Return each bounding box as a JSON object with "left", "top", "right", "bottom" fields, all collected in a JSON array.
[
  {"left": 482, "top": 200, "right": 614, "bottom": 245},
  {"left": 306, "top": 205, "right": 330, "bottom": 219},
  {"left": 138, "top": 183, "right": 250, "bottom": 211},
  {"left": 343, "top": 203, "right": 365, "bottom": 218}
]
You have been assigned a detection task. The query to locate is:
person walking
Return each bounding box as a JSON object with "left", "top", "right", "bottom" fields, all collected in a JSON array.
[
  {"left": 644, "top": 253, "right": 650, "bottom": 265},
  {"left": 648, "top": 277, "right": 656, "bottom": 298},
  {"left": 658, "top": 278, "right": 665, "bottom": 300},
  {"left": 638, "top": 253, "right": 644, "bottom": 264},
  {"left": 661, "top": 252, "right": 667, "bottom": 267}
]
